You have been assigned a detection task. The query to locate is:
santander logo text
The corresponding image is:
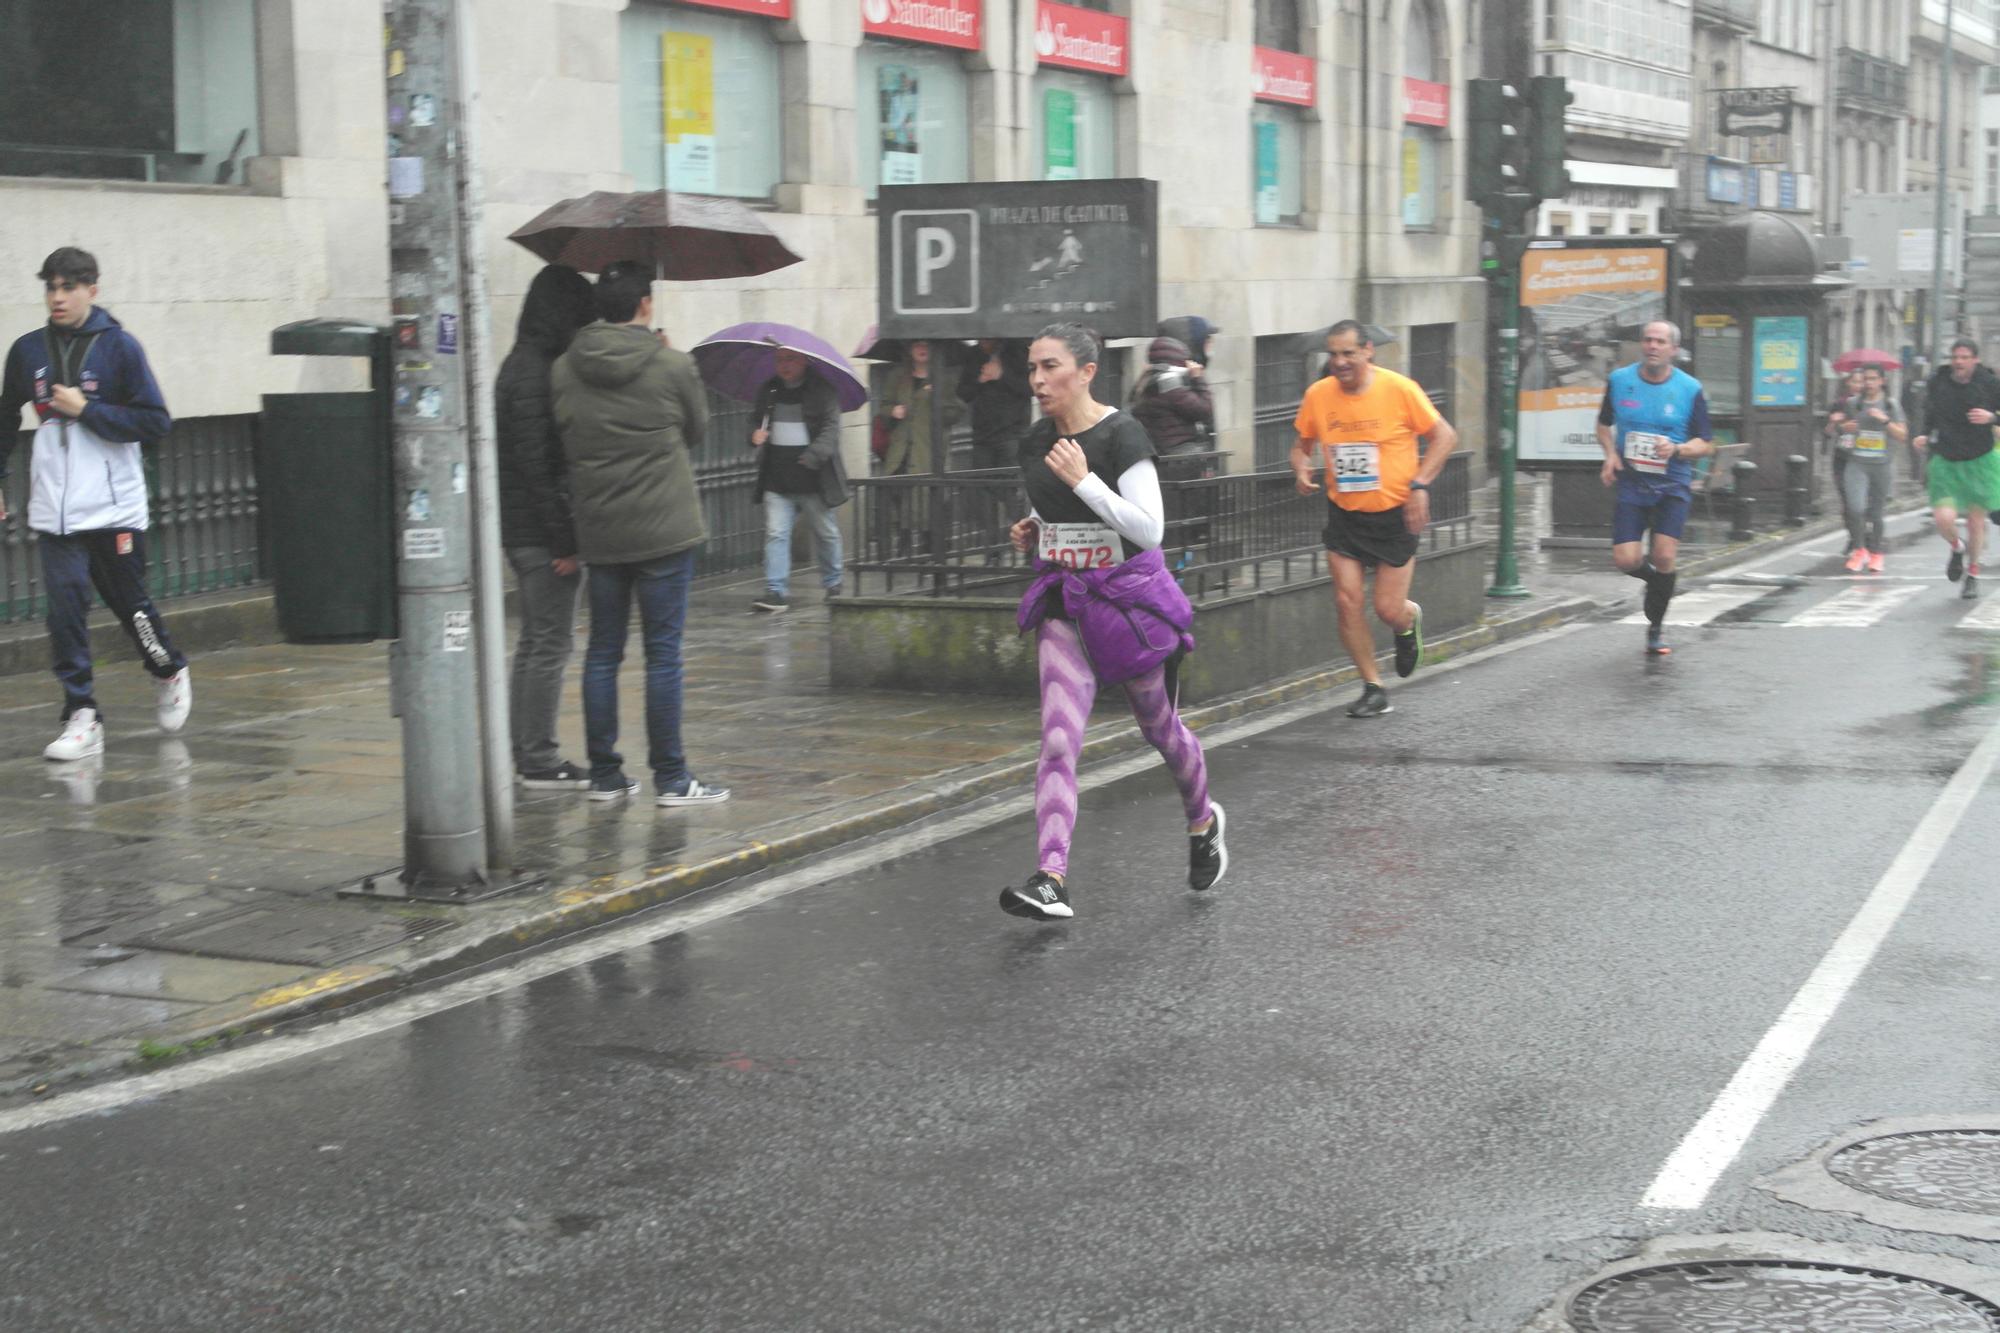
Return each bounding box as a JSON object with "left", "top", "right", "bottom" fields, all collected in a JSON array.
[
  {"left": 1252, "top": 46, "right": 1314, "bottom": 106},
  {"left": 1034, "top": 3, "right": 1128, "bottom": 75},
  {"left": 864, "top": 0, "right": 980, "bottom": 47}
]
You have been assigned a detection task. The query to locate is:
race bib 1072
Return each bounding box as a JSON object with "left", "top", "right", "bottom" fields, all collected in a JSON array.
[{"left": 1038, "top": 522, "right": 1123, "bottom": 570}]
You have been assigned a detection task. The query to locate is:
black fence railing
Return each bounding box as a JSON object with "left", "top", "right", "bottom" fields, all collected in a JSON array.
[
  {"left": 846, "top": 451, "right": 1473, "bottom": 600},
  {"left": 6, "top": 414, "right": 263, "bottom": 623}
]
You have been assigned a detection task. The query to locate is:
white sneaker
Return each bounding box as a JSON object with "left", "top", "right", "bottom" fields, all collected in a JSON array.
[
  {"left": 155, "top": 667, "right": 192, "bottom": 734},
  {"left": 45, "top": 708, "right": 104, "bottom": 761}
]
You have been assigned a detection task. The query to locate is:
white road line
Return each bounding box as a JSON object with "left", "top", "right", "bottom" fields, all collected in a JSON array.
[
  {"left": 0, "top": 624, "right": 1591, "bottom": 1136},
  {"left": 1639, "top": 708, "right": 2000, "bottom": 1211},
  {"left": 1781, "top": 583, "right": 1927, "bottom": 628},
  {"left": 1956, "top": 596, "right": 2000, "bottom": 631},
  {"left": 1617, "top": 587, "right": 1774, "bottom": 627}
]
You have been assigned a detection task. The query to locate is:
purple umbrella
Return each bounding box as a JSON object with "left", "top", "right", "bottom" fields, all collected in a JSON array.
[{"left": 690, "top": 322, "right": 869, "bottom": 413}]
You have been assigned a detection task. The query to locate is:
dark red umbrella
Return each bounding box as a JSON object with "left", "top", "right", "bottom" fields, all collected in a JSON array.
[
  {"left": 507, "top": 190, "right": 803, "bottom": 280},
  {"left": 1832, "top": 347, "right": 1901, "bottom": 373}
]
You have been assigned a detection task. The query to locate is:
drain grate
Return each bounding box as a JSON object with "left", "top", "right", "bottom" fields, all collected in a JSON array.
[
  {"left": 1568, "top": 1260, "right": 2000, "bottom": 1332},
  {"left": 118, "top": 904, "right": 453, "bottom": 967},
  {"left": 1827, "top": 1130, "right": 2000, "bottom": 1214}
]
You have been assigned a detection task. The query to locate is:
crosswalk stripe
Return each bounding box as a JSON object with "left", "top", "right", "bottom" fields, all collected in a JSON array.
[
  {"left": 1617, "top": 586, "right": 1775, "bottom": 627},
  {"left": 1955, "top": 596, "right": 2000, "bottom": 630},
  {"left": 1782, "top": 583, "right": 1927, "bottom": 627}
]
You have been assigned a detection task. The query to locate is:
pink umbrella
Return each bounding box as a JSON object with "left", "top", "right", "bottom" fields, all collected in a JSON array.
[{"left": 1832, "top": 348, "right": 1901, "bottom": 373}]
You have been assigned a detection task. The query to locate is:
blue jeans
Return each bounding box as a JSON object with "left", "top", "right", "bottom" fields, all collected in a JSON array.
[
  {"left": 763, "top": 491, "right": 843, "bottom": 595},
  {"left": 582, "top": 549, "right": 695, "bottom": 788}
]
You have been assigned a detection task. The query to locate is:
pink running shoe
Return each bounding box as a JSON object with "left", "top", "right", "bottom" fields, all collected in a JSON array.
[
  {"left": 1867, "top": 551, "right": 1885, "bottom": 574},
  {"left": 1844, "top": 548, "right": 1868, "bottom": 572}
]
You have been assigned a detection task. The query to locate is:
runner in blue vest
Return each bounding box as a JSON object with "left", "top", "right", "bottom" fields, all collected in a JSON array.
[{"left": 1596, "top": 320, "right": 1716, "bottom": 656}]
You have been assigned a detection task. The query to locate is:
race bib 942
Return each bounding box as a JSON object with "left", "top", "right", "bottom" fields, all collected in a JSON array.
[
  {"left": 1038, "top": 522, "right": 1123, "bottom": 570},
  {"left": 1328, "top": 442, "right": 1381, "bottom": 493}
]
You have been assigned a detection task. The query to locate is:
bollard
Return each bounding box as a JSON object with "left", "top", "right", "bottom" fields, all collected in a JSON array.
[
  {"left": 1785, "top": 453, "right": 1810, "bottom": 527},
  {"left": 1731, "top": 459, "right": 1759, "bottom": 540}
]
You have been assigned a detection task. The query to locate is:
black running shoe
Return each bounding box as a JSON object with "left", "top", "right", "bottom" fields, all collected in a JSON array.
[
  {"left": 1393, "top": 602, "right": 1424, "bottom": 679},
  {"left": 1645, "top": 625, "right": 1672, "bottom": 656},
  {"left": 1949, "top": 547, "right": 1966, "bottom": 583},
  {"left": 752, "top": 592, "right": 789, "bottom": 613},
  {"left": 1965, "top": 572, "right": 1982, "bottom": 601},
  {"left": 1346, "top": 683, "right": 1392, "bottom": 718},
  {"left": 1000, "top": 872, "right": 1073, "bottom": 920},
  {"left": 1188, "top": 801, "right": 1228, "bottom": 892}
]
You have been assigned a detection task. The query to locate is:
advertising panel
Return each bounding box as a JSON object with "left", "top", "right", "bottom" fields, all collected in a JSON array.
[
  {"left": 863, "top": 0, "right": 982, "bottom": 51},
  {"left": 661, "top": 32, "right": 716, "bottom": 193},
  {"left": 1252, "top": 46, "right": 1315, "bottom": 107},
  {"left": 1402, "top": 77, "right": 1449, "bottom": 127},
  {"left": 1034, "top": 1, "right": 1128, "bottom": 76},
  {"left": 1752, "top": 316, "right": 1807, "bottom": 407},
  {"left": 1517, "top": 240, "right": 1671, "bottom": 465}
]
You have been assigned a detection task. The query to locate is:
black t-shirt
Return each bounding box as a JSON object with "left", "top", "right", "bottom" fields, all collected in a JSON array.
[{"left": 1019, "top": 408, "right": 1157, "bottom": 559}]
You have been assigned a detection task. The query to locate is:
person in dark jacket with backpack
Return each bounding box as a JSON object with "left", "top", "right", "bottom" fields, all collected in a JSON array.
[
  {"left": 749, "top": 348, "right": 849, "bottom": 613},
  {"left": 0, "top": 246, "right": 189, "bottom": 763},
  {"left": 496, "top": 264, "right": 595, "bottom": 789}
]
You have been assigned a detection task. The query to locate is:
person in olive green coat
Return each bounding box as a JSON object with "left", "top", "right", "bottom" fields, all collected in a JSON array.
[
  {"left": 550, "top": 261, "right": 728, "bottom": 807},
  {"left": 878, "top": 339, "right": 962, "bottom": 554}
]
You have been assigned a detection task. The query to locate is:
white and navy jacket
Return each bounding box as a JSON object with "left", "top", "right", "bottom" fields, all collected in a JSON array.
[{"left": 0, "top": 307, "right": 171, "bottom": 535}]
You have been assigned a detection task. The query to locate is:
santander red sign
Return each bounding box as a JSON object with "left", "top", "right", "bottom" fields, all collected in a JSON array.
[
  {"left": 863, "top": 0, "right": 982, "bottom": 51},
  {"left": 1252, "top": 45, "right": 1315, "bottom": 107},
  {"left": 1035, "top": 1, "right": 1129, "bottom": 77}
]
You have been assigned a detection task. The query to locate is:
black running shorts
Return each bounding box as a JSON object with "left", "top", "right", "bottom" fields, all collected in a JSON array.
[{"left": 1322, "top": 503, "right": 1417, "bottom": 569}]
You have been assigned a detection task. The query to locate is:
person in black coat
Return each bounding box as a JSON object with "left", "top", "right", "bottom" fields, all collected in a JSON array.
[
  {"left": 495, "top": 263, "right": 594, "bottom": 788},
  {"left": 955, "top": 338, "right": 1032, "bottom": 470},
  {"left": 749, "top": 349, "right": 850, "bottom": 612}
]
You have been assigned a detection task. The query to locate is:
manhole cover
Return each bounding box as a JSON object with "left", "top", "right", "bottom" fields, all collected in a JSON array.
[
  {"left": 1568, "top": 1260, "right": 2000, "bottom": 1332},
  {"left": 118, "top": 904, "right": 453, "bottom": 967},
  {"left": 1828, "top": 1130, "right": 2000, "bottom": 1214}
]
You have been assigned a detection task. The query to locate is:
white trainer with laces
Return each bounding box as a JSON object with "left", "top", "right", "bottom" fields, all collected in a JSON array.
[
  {"left": 155, "top": 667, "right": 192, "bottom": 734},
  {"left": 45, "top": 708, "right": 104, "bottom": 761}
]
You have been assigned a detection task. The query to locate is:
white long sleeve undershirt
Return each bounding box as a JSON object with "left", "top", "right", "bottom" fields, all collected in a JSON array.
[{"left": 1031, "top": 459, "right": 1165, "bottom": 551}]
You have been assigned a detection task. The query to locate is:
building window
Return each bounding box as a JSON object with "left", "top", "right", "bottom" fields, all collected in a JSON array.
[
  {"left": 1400, "top": 0, "right": 1447, "bottom": 230},
  {"left": 0, "top": 0, "right": 260, "bottom": 184},
  {"left": 1589, "top": 212, "right": 1612, "bottom": 235},
  {"left": 620, "top": 3, "right": 784, "bottom": 198},
  {"left": 858, "top": 40, "right": 972, "bottom": 201},
  {"left": 1625, "top": 212, "right": 1649, "bottom": 233},
  {"left": 1409, "top": 324, "right": 1454, "bottom": 424},
  {"left": 1251, "top": 104, "right": 1305, "bottom": 226},
  {"left": 1255, "top": 0, "right": 1302, "bottom": 52},
  {"left": 1548, "top": 211, "right": 1571, "bottom": 236},
  {"left": 1032, "top": 71, "right": 1118, "bottom": 181},
  {"left": 1254, "top": 333, "right": 1311, "bottom": 470}
]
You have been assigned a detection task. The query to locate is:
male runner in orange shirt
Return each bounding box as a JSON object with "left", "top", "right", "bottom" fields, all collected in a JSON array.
[{"left": 1291, "top": 320, "right": 1459, "bottom": 717}]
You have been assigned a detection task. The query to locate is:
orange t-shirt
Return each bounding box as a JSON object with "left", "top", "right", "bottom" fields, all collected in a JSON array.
[{"left": 1292, "top": 366, "right": 1441, "bottom": 512}]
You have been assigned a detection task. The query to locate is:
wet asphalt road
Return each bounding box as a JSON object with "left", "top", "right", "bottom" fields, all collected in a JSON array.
[{"left": 9, "top": 524, "right": 2000, "bottom": 1332}]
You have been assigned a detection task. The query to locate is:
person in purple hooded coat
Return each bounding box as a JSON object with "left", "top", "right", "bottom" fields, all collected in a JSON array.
[{"left": 999, "top": 323, "right": 1228, "bottom": 923}]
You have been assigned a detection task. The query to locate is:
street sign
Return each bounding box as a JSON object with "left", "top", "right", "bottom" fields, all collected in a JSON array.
[{"left": 876, "top": 178, "right": 1157, "bottom": 339}]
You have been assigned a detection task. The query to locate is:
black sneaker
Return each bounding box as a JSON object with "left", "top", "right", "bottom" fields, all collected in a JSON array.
[
  {"left": 752, "top": 592, "right": 790, "bottom": 613},
  {"left": 1345, "top": 684, "right": 1392, "bottom": 718},
  {"left": 999, "top": 872, "right": 1073, "bottom": 920},
  {"left": 1965, "top": 572, "right": 1982, "bottom": 601},
  {"left": 824, "top": 585, "right": 843, "bottom": 603},
  {"left": 519, "top": 760, "right": 591, "bottom": 790},
  {"left": 1949, "top": 546, "right": 1966, "bottom": 583},
  {"left": 1393, "top": 602, "right": 1424, "bottom": 679},
  {"left": 1645, "top": 625, "right": 1672, "bottom": 656},
  {"left": 588, "top": 772, "right": 641, "bottom": 802},
  {"left": 1188, "top": 801, "right": 1228, "bottom": 892}
]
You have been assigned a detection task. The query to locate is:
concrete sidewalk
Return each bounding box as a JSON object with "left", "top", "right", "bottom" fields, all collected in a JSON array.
[{"left": 0, "top": 506, "right": 1841, "bottom": 1098}]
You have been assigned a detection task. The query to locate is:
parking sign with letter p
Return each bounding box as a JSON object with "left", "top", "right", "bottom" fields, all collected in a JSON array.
[{"left": 892, "top": 208, "right": 977, "bottom": 315}]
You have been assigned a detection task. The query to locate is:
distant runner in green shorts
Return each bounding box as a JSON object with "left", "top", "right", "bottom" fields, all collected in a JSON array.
[{"left": 1913, "top": 339, "right": 2000, "bottom": 600}]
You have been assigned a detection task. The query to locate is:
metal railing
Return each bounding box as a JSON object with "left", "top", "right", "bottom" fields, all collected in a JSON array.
[
  {"left": 4, "top": 414, "right": 264, "bottom": 623},
  {"left": 845, "top": 451, "right": 1473, "bottom": 600},
  {"left": 1838, "top": 48, "right": 1909, "bottom": 111}
]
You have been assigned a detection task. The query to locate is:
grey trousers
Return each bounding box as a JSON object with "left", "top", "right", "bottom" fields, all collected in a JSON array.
[
  {"left": 506, "top": 545, "right": 581, "bottom": 772},
  {"left": 1840, "top": 454, "right": 1891, "bottom": 553}
]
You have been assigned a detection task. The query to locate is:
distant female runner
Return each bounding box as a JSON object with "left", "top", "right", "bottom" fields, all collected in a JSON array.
[{"left": 1001, "top": 322, "right": 1227, "bottom": 921}]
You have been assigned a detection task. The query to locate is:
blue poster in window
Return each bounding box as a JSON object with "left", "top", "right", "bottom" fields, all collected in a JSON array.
[
  {"left": 1778, "top": 171, "right": 1797, "bottom": 210},
  {"left": 1706, "top": 158, "right": 1742, "bottom": 204},
  {"left": 1752, "top": 316, "right": 1807, "bottom": 407},
  {"left": 1254, "top": 120, "right": 1280, "bottom": 225}
]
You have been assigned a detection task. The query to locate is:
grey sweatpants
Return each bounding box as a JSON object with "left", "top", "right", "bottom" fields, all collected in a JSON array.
[
  {"left": 506, "top": 545, "right": 582, "bottom": 772},
  {"left": 1840, "top": 454, "right": 1891, "bottom": 553}
]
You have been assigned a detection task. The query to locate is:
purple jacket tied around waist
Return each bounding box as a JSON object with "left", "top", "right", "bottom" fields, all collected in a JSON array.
[{"left": 1016, "top": 547, "right": 1196, "bottom": 684}]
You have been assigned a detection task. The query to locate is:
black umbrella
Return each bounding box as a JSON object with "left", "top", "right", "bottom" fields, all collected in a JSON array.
[{"left": 508, "top": 189, "right": 803, "bottom": 280}]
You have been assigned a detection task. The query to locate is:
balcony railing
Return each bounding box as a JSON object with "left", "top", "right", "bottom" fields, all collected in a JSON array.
[
  {"left": 1693, "top": 0, "right": 1758, "bottom": 30},
  {"left": 1839, "top": 47, "right": 1910, "bottom": 110}
]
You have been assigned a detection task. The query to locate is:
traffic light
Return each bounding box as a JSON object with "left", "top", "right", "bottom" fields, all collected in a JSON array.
[
  {"left": 1525, "top": 76, "right": 1573, "bottom": 201},
  {"left": 1467, "top": 79, "right": 1530, "bottom": 216}
]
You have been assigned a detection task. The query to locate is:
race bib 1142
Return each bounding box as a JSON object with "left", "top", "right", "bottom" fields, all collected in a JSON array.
[{"left": 1624, "top": 431, "right": 1670, "bottom": 473}]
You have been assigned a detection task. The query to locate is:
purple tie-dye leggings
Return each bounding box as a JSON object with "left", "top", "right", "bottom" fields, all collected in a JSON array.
[{"left": 1035, "top": 618, "right": 1211, "bottom": 880}]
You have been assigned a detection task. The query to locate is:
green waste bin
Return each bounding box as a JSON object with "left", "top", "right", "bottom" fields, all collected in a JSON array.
[{"left": 258, "top": 320, "right": 397, "bottom": 643}]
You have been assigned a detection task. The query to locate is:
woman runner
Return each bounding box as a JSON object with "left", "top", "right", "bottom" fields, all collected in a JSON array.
[{"left": 1001, "top": 323, "right": 1227, "bottom": 921}]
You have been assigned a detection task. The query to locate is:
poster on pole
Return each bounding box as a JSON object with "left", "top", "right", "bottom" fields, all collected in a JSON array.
[
  {"left": 1517, "top": 239, "right": 1671, "bottom": 465},
  {"left": 1751, "top": 315, "right": 1807, "bottom": 407},
  {"left": 661, "top": 32, "right": 716, "bottom": 193}
]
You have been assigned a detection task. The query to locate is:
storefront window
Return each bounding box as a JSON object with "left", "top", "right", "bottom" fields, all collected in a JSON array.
[
  {"left": 0, "top": 0, "right": 260, "bottom": 185},
  {"left": 857, "top": 40, "right": 972, "bottom": 201},
  {"left": 1032, "top": 72, "right": 1117, "bottom": 181},
  {"left": 1251, "top": 104, "right": 1305, "bottom": 226},
  {"left": 621, "top": 2, "right": 784, "bottom": 198},
  {"left": 1401, "top": 1, "right": 1446, "bottom": 229}
]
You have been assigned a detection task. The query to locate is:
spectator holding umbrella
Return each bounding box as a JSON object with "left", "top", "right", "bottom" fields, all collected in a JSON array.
[{"left": 687, "top": 324, "right": 867, "bottom": 615}]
